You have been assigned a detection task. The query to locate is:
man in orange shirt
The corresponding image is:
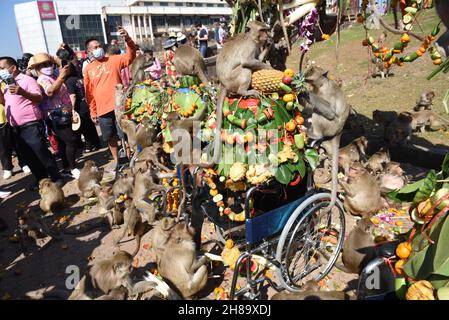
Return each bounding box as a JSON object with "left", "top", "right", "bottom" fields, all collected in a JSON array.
[{"left": 84, "top": 27, "right": 136, "bottom": 171}]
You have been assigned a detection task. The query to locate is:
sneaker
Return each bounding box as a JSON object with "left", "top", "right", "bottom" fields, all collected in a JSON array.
[
  {"left": 2, "top": 170, "right": 12, "bottom": 180},
  {"left": 71, "top": 168, "right": 81, "bottom": 179},
  {"left": 0, "top": 190, "right": 12, "bottom": 199},
  {"left": 22, "top": 166, "right": 31, "bottom": 174}
]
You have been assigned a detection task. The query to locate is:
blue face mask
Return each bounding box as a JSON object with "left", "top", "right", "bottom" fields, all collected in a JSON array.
[
  {"left": 0, "top": 68, "right": 12, "bottom": 81},
  {"left": 92, "top": 48, "right": 105, "bottom": 60}
]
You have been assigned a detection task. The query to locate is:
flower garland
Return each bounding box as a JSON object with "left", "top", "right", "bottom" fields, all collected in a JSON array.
[{"left": 298, "top": 7, "right": 319, "bottom": 53}]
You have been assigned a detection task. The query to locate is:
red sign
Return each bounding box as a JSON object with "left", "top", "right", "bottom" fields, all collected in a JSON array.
[{"left": 37, "top": 1, "right": 56, "bottom": 20}]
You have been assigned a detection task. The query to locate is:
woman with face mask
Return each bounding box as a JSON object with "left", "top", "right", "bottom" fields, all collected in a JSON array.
[{"left": 30, "top": 53, "right": 81, "bottom": 179}]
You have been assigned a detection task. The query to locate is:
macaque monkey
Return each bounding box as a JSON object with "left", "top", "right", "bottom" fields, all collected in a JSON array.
[
  {"left": 300, "top": 66, "right": 350, "bottom": 211},
  {"left": 68, "top": 251, "right": 155, "bottom": 300},
  {"left": 365, "top": 148, "right": 390, "bottom": 175},
  {"left": 385, "top": 112, "right": 413, "bottom": 146},
  {"left": 39, "top": 178, "right": 65, "bottom": 214},
  {"left": 271, "top": 280, "right": 352, "bottom": 300},
  {"left": 147, "top": 217, "right": 177, "bottom": 259},
  {"left": 113, "top": 173, "right": 134, "bottom": 201},
  {"left": 156, "top": 223, "right": 208, "bottom": 299},
  {"left": 340, "top": 218, "right": 377, "bottom": 274},
  {"left": 338, "top": 136, "right": 368, "bottom": 175},
  {"left": 371, "top": 56, "right": 390, "bottom": 79},
  {"left": 108, "top": 203, "right": 125, "bottom": 229},
  {"left": 14, "top": 208, "right": 61, "bottom": 245},
  {"left": 129, "top": 51, "right": 153, "bottom": 84},
  {"left": 414, "top": 91, "right": 435, "bottom": 111},
  {"left": 339, "top": 162, "right": 383, "bottom": 217},
  {"left": 98, "top": 184, "right": 115, "bottom": 215},
  {"left": 78, "top": 160, "right": 103, "bottom": 198},
  {"left": 114, "top": 200, "right": 146, "bottom": 257},
  {"left": 379, "top": 162, "right": 407, "bottom": 195},
  {"left": 203, "top": 21, "right": 272, "bottom": 167},
  {"left": 173, "top": 45, "right": 209, "bottom": 85},
  {"left": 410, "top": 110, "right": 448, "bottom": 132},
  {"left": 132, "top": 167, "right": 173, "bottom": 223},
  {"left": 119, "top": 116, "right": 156, "bottom": 152},
  {"left": 132, "top": 142, "right": 172, "bottom": 174}
]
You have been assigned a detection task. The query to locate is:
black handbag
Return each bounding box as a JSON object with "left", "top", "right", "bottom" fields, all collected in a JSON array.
[{"left": 50, "top": 106, "right": 73, "bottom": 128}]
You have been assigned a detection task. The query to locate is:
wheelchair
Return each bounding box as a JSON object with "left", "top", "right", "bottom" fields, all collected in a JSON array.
[{"left": 192, "top": 163, "right": 346, "bottom": 300}]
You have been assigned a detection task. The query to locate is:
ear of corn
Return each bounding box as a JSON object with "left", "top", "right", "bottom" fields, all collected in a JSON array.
[{"left": 251, "top": 69, "right": 284, "bottom": 93}]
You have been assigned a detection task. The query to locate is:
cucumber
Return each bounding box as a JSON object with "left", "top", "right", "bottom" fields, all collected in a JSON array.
[
  {"left": 279, "top": 83, "right": 292, "bottom": 93},
  {"left": 431, "top": 24, "right": 441, "bottom": 37}
]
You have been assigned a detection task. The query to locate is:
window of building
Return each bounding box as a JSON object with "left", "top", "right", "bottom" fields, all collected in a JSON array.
[
  {"left": 166, "top": 16, "right": 181, "bottom": 27},
  {"left": 207, "top": 4, "right": 213, "bottom": 7},
  {"left": 186, "top": 2, "right": 193, "bottom": 7},
  {"left": 217, "top": 4, "right": 225, "bottom": 7},
  {"left": 160, "top": 2, "right": 169, "bottom": 6},
  {"left": 144, "top": 1, "right": 153, "bottom": 5},
  {"left": 182, "top": 15, "right": 195, "bottom": 26},
  {"left": 194, "top": 3, "right": 202, "bottom": 7},
  {"left": 152, "top": 15, "right": 166, "bottom": 27},
  {"left": 59, "top": 14, "right": 104, "bottom": 51},
  {"left": 175, "top": 2, "right": 183, "bottom": 6}
]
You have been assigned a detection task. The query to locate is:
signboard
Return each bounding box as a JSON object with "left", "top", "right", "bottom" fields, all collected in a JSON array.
[{"left": 37, "top": 1, "right": 56, "bottom": 20}]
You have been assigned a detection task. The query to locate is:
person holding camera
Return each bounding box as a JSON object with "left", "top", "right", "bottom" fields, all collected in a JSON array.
[
  {"left": 29, "top": 53, "right": 81, "bottom": 179},
  {"left": 0, "top": 56, "right": 62, "bottom": 189}
]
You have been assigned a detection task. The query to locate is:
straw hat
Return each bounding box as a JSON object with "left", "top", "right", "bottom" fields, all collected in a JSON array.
[
  {"left": 176, "top": 32, "right": 186, "bottom": 42},
  {"left": 72, "top": 110, "right": 81, "bottom": 131},
  {"left": 28, "top": 53, "right": 53, "bottom": 69},
  {"left": 168, "top": 30, "right": 177, "bottom": 38}
]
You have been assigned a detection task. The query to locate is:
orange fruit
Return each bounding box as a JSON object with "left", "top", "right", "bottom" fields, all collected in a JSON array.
[
  {"left": 416, "top": 50, "right": 423, "bottom": 57},
  {"left": 419, "top": 47, "right": 427, "bottom": 53},
  {"left": 433, "top": 58, "right": 442, "bottom": 65},
  {"left": 396, "top": 242, "right": 412, "bottom": 259},
  {"left": 321, "top": 34, "right": 330, "bottom": 40},
  {"left": 226, "top": 239, "right": 234, "bottom": 249},
  {"left": 284, "top": 69, "right": 294, "bottom": 77},
  {"left": 285, "top": 121, "right": 296, "bottom": 132},
  {"left": 210, "top": 189, "right": 218, "bottom": 197},
  {"left": 395, "top": 259, "right": 406, "bottom": 275},
  {"left": 400, "top": 34, "right": 411, "bottom": 43}
]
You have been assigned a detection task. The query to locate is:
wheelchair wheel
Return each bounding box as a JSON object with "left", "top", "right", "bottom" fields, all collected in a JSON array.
[{"left": 275, "top": 192, "right": 345, "bottom": 292}]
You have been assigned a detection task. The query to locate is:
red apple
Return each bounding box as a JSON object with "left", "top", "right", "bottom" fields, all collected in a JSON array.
[{"left": 282, "top": 76, "right": 292, "bottom": 85}]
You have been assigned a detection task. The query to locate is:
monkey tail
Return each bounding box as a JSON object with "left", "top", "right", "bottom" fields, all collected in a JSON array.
[
  {"left": 132, "top": 234, "right": 141, "bottom": 257},
  {"left": 63, "top": 219, "right": 107, "bottom": 236},
  {"left": 198, "top": 84, "right": 225, "bottom": 168},
  {"left": 326, "top": 134, "right": 341, "bottom": 212}
]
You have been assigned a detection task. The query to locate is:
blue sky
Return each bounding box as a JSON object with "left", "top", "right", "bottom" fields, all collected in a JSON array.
[{"left": 0, "top": 0, "right": 30, "bottom": 59}]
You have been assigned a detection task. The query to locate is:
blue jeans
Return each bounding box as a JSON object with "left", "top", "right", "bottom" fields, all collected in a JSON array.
[{"left": 199, "top": 43, "right": 207, "bottom": 58}]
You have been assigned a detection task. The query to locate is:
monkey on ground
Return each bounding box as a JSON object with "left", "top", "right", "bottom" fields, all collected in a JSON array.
[
  {"left": 39, "top": 178, "right": 65, "bottom": 214},
  {"left": 13, "top": 207, "right": 62, "bottom": 246},
  {"left": 371, "top": 56, "right": 390, "bottom": 79},
  {"left": 68, "top": 250, "right": 155, "bottom": 300},
  {"left": 385, "top": 112, "right": 413, "bottom": 146},
  {"left": 409, "top": 110, "right": 448, "bottom": 132},
  {"left": 114, "top": 200, "right": 146, "bottom": 256},
  {"left": 113, "top": 172, "right": 135, "bottom": 202},
  {"left": 339, "top": 218, "right": 377, "bottom": 274},
  {"left": 156, "top": 222, "right": 208, "bottom": 299},
  {"left": 300, "top": 65, "right": 350, "bottom": 212},
  {"left": 147, "top": 217, "right": 177, "bottom": 259},
  {"left": 365, "top": 148, "right": 390, "bottom": 176},
  {"left": 379, "top": 162, "right": 407, "bottom": 195},
  {"left": 338, "top": 136, "right": 368, "bottom": 175},
  {"left": 173, "top": 45, "right": 209, "bottom": 85},
  {"left": 78, "top": 160, "right": 103, "bottom": 199},
  {"left": 201, "top": 21, "right": 272, "bottom": 167},
  {"left": 271, "top": 280, "right": 353, "bottom": 300},
  {"left": 108, "top": 203, "right": 125, "bottom": 229},
  {"left": 339, "top": 162, "right": 383, "bottom": 217},
  {"left": 414, "top": 91, "right": 435, "bottom": 111}
]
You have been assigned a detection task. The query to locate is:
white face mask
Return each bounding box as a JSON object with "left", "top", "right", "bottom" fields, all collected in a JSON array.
[
  {"left": 92, "top": 48, "right": 105, "bottom": 60},
  {"left": 39, "top": 67, "right": 53, "bottom": 76},
  {"left": 0, "top": 66, "right": 13, "bottom": 81}
]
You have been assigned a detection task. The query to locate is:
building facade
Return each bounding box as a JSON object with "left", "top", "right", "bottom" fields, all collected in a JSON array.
[{"left": 15, "top": 0, "right": 232, "bottom": 55}]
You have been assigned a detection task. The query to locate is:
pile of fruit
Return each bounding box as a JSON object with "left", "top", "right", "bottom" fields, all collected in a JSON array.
[
  {"left": 388, "top": 153, "right": 449, "bottom": 300},
  {"left": 201, "top": 69, "right": 319, "bottom": 221}
]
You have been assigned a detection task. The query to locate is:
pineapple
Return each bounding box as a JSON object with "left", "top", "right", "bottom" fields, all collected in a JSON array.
[{"left": 251, "top": 69, "right": 284, "bottom": 93}]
